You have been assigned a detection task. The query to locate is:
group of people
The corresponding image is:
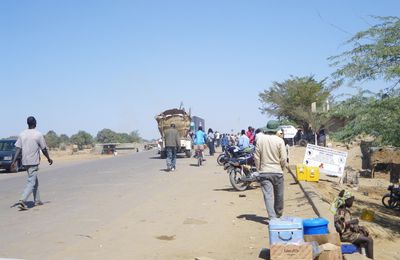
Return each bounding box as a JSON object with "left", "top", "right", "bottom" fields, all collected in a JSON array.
[
  {"left": 163, "top": 124, "right": 259, "bottom": 171},
  {"left": 163, "top": 125, "right": 219, "bottom": 171},
  {"left": 12, "top": 117, "right": 373, "bottom": 258},
  {"left": 294, "top": 125, "right": 327, "bottom": 147},
  {"left": 164, "top": 121, "right": 287, "bottom": 219}
]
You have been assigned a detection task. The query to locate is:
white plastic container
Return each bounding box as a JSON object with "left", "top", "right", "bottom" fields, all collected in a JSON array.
[{"left": 269, "top": 216, "right": 304, "bottom": 245}]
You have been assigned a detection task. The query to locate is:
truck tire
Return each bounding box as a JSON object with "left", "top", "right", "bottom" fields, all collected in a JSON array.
[
  {"left": 185, "top": 150, "right": 191, "bottom": 158},
  {"left": 160, "top": 151, "right": 167, "bottom": 159}
]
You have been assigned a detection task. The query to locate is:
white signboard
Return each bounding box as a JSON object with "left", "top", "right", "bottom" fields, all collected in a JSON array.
[
  {"left": 279, "top": 125, "right": 297, "bottom": 139},
  {"left": 303, "top": 144, "right": 348, "bottom": 177}
]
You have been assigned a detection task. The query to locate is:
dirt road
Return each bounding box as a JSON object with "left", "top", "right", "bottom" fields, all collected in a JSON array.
[{"left": 0, "top": 149, "right": 316, "bottom": 260}]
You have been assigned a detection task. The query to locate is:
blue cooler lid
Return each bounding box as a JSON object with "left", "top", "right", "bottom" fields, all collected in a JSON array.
[{"left": 303, "top": 218, "right": 329, "bottom": 227}]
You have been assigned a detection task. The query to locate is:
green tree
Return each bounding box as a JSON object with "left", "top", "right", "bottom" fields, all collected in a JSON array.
[
  {"left": 96, "top": 129, "right": 118, "bottom": 143},
  {"left": 117, "top": 133, "right": 132, "bottom": 143},
  {"left": 329, "top": 91, "right": 400, "bottom": 146},
  {"left": 129, "top": 130, "right": 142, "bottom": 143},
  {"left": 95, "top": 129, "right": 142, "bottom": 143},
  {"left": 70, "top": 131, "right": 93, "bottom": 149},
  {"left": 259, "top": 76, "right": 338, "bottom": 132},
  {"left": 59, "top": 134, "right": 70, "bottom": 144},
  {"left": 328, "top": 16, "right": 400, "bottom": 146},
  {"left": 329, "top": 16, "right": 400, "bottom": 86},
  {"left": 44, "top": 130, "right": 60, "bottom": 149}
]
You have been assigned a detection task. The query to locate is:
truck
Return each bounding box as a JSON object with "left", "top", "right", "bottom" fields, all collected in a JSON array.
[
  {"left": 155, "top": 108, "right": 192, "bottom": 159},
  {"left": 191, "top": 116, "right": 205, "bottom": 132}
]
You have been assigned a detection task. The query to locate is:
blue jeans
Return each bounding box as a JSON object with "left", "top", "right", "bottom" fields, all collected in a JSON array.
[
  {"left": 166, "top": 147, "right": 177, "bottom": 170},
  {"left": 21, "top": 165, "right": 41, "bottom": 203}
]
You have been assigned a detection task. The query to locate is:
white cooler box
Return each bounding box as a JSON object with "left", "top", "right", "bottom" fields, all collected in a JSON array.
[{"left": 269, "top": 216, "right": 304, "bottom": 245}]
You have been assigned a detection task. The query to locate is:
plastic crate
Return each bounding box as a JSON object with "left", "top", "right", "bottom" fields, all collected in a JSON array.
[
  {"left": 296, "top": 164, "right": 307, "bottom": 181},
  {"left": 306, "top": 166, "right": 319, "bottom": 182}
]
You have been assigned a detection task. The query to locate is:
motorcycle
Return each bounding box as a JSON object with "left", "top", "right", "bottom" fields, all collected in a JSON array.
[
  {"left": 217, "top": 145, "right": 254, "bottom": 166},
  {"left": 382, "top": 184, "right": 400, "bottom": 209},
  {"left": 224, "top": 151, "right": 256, "bottom": 191}
]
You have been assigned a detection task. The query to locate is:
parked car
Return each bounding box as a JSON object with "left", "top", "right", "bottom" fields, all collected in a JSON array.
[{"left": 0, "top": 139, "right": 23, "bottom": 173}]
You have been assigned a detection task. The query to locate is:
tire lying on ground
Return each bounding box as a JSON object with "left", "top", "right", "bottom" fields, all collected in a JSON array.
[{"left": 299, "top": 139, "right": 308, "bottom": 147}]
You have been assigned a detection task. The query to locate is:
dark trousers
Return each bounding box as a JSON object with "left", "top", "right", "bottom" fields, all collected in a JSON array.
[
  {"left": 166, "top": 147, "right": 177, "bottom": 170},
  {"left": 353, "top": 235, "right": 373, "bottom": 259},
  {"left": 208, "top": 141, "right": 215, "bottom": 155},
  {"left": 221, "top": 145, "right": 227, "bottom": 152}
]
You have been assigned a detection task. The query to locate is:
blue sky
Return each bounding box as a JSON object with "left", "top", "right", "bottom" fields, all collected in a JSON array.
[{"left": 1, "top": 1, "right": 399, "bottom": 140}]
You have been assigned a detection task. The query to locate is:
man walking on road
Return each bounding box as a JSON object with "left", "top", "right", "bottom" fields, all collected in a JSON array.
[
  {"left": 11, "top": 116, "right": 53, "bottom": 210},
  {"left": 164, "top": 123, "right": 180, "bottom": 172},
  {"left": 254, "top": 120, "right": 287, "bottom": 219}
]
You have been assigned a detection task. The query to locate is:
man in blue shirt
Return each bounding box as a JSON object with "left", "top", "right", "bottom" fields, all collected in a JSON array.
[
  {"left": 238, "top": 129, "right": 250, "bottom": 149},
  {"left": 220, "top": 134, "right": 230, "bottom": 152},
  {"left": 194, "top": 127, "right": 207, "bottom": 155}
]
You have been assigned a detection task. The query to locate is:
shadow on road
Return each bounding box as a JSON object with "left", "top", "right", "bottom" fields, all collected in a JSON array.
[
  {"left": 258, "top": 248, "right": 270, "bottom": 260},
  {"left": 150, "top": 156, "right": 162, "bottom": 160},
  {"left": 150, "top": 155, "right": 188, "bottom": 160},
  {"left": 213, "top": 187, "right": 237, "bottom": 192},
  {"left": 10, "top": 200, "right": 51, "bottom": 210},
  {"left": 237, "top": 214, "right": 269, "bottom": 225}
]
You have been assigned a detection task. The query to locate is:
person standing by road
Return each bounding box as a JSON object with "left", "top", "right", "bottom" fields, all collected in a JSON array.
[
  {"left": 164, "top": 123, "right": 180, "bottom": 172},
  {"left": 220, "top": 133, "right": 229, "bottom": 152},
  {"left": 238, "top": 129, "right": 250, "bottom": 149},
  {"left": 215, "top": 131, "right": 221, "bottom": 148},
  {"left": 207, "top": 128, "right": 215, "bottom": 156},
  {"left": 254, "top": 120, "right": 287, "bottom": 219},
  {"left": 317, "top": 124, "right": 326, "bottom": 147},
  {"left": 246, "top": 126, "right": 255, "bottom": 145},
  {"left": 11, "top": 116, "right": 53, "bottom": 210}
]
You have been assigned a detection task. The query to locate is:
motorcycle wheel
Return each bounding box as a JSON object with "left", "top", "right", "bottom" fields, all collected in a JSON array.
[
  {"left": 229, "top": 167, "right": 250, "bottom": 191},
  {"left": 382, "top": 194, "right": 399, "bottom": 209},
  {"left": 217, "top": 154, "right": 226, "bottom": 166}
]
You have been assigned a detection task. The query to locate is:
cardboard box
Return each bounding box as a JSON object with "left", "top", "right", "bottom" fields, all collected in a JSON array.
[
  {"left": 270, "top": 244, "right": 313, "bottom": 260},
  {"left": 343, "top": 253, "right": 370, "bottom": 260},
  {"left": 304, "top": 233, "right": 342, "bottom": 260}
]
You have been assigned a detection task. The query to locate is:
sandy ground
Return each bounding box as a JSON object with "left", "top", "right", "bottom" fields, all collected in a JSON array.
[
  {"left": 289, "top": 144, "right": 400, "bottom": 260},
  {"left": 50, "top": 149, "right": 114, "bottom": 162},
  {"left": 1, "top": 147, "right": 315, "bottom": 260},
  {"left": 47, "top": 149, "right": 316, "bottom": 260},
  {"left": 5, "top": 144, "right": 398, "bottom": 259}
]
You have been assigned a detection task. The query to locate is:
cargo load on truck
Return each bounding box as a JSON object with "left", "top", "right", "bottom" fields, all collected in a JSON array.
[{"left": 155, "top": 108, "right": 192, "bottom": 158}]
